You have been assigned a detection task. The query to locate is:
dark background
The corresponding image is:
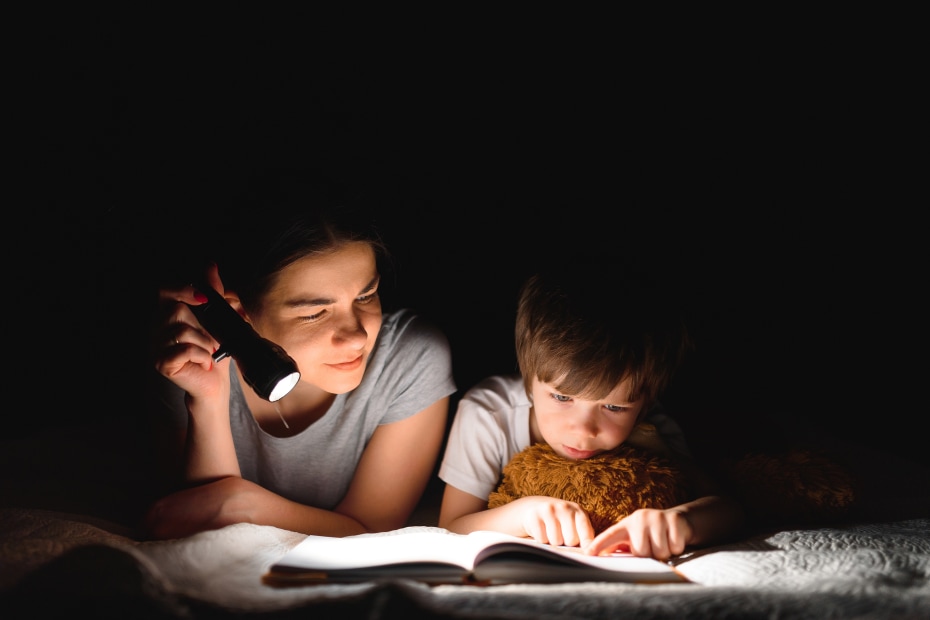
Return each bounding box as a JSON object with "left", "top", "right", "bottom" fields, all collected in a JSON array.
[{"left": 10, "top": 19, "right": 926, "bottom": 525}]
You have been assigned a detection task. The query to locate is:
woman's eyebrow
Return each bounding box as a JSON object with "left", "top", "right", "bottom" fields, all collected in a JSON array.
[
  {"left": 282, "top": 276, "right": 381, "bottom": 309},
  {"left": 359, "top": 275, "right": 380, "bottom": 295},
  {"left": 283, "top": 295, "right": 333, "bottom": 309}
]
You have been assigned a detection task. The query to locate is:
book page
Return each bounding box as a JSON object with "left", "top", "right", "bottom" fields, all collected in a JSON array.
[
  {"left": 272, "top": 528, "right": 676, "bottom": 575},
  {"left": 474, "top": 536, "right": 680, "bottom": 574},
  {"left": 274, "top": 529, "right": 502, "bottom": 571}
]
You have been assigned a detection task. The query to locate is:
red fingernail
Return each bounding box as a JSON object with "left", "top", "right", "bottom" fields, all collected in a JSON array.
[{"left": 194, "top": 291, "right": 208, "bottom": 303}]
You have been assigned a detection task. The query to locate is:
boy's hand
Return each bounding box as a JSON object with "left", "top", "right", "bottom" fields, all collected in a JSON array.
[
  {"left": 583, "top": 508, "right": 692, "bottom": 561},
  {"left": 515, "top": 496, "right": 596, "bottom": 548}
]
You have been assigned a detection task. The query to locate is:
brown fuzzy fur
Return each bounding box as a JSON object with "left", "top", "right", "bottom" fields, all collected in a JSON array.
[
  {"left": 724, "top": 449, "right": 857, "bottom": 526},
  {"left": 488, "top": 442, "right": 690, "bottom": 534},
  {"left": 489, "top": 439, "right": 858, "bottom": 535}
]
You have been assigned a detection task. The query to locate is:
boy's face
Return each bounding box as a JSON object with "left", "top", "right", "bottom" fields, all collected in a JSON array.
[{"left": 529, "top": 376, "right": 645, "bottom": 460}]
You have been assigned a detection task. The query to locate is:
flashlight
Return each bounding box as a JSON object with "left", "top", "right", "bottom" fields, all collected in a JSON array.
[{"left": 189, "top": 282, "right": 301, "bottom": 402}]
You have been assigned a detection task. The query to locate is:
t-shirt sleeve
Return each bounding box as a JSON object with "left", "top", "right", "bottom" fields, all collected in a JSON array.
[
  {"left": 378, "top": 312, "right": 457, "bottom": 425},
  {"left": 438, "top": 381, "right": 514, "bottom": 501}
]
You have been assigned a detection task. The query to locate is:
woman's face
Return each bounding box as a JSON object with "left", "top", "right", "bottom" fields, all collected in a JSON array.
[{"left": 246, "top": 241, "right": 383, "bottom": 395}]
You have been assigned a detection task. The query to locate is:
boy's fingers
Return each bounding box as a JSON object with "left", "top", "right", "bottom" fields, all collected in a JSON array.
[
  {"left": 585, "top": 524, "right": 631, "bottom": 556},
  {"left": 575, "top": 513, "right": 596, "bottom": 548}
]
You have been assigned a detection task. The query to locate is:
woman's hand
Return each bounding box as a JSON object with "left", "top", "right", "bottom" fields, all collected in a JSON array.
[
  {"left": 152, "top": 262, "right": 228, "bottom": 401},
  {"left": 143, "top": 476, "right": 264, "bottom": 539}
]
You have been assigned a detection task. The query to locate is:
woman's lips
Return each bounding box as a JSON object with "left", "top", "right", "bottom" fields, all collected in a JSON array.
[{"left": 327, "top": 355, "right": 363, "bottom": 371}]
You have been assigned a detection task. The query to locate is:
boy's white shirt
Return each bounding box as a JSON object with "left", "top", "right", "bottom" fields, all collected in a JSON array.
[{"left": 438, "top": 373, "right": 691, "bottom": 501}]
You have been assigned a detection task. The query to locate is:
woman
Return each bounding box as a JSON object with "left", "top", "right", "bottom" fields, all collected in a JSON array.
[{"left": 144, "top": 176, "right": 456, "bottom": 539}]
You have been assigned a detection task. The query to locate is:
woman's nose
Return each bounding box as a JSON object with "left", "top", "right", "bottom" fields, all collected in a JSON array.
[{"left": 332, "top": 312, "right": 368, "bottom": 348}]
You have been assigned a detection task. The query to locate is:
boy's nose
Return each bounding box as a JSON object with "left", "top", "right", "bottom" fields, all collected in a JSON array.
[{"left": 571, "top": 408, "right": 600, "bottom": 437}]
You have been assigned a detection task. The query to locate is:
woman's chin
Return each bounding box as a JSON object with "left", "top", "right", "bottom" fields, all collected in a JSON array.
[{"left": 320, "top": 371, "right": 366, "bottom": 395}]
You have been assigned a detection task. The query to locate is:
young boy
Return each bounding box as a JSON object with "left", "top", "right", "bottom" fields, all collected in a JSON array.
[{"left": 438, "top": 258, "right": 743, "bottom": 561}]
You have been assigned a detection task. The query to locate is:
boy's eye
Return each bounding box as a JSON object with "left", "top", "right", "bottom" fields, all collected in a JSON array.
[
  {"left": 550, "top": 393, "right": 571, "bottom": 403},
  {"left": 604, "top": 404, "right": 630, "bottom": 413},
  {"left": 356, "top": 292, "right": 378, "bottom": 304}
]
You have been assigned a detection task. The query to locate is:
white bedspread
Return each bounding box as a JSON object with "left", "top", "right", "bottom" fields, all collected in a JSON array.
[{"left": 1, "top": 508, "right": 928, "bottom": 619}]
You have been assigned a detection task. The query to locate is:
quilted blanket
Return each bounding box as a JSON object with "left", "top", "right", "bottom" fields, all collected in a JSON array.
[{"left": 1, "top": 508, "right": 928, "bottom": 619}]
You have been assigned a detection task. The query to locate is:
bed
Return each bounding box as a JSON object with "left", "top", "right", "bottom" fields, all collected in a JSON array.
[
  {"left": 2, "top": 509, "right": 928, "bottom": 619},
  {"left": 2, "top": 424, "right": 929, "bottom": 619}
]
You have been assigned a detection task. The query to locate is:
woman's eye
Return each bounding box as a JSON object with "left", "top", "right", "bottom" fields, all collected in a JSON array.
[
  {"left": 604, "top": 405, "right": 630, "bottom": 413},
  {"left": 550, "top": 393, "right": 571, "bottom": 403}
]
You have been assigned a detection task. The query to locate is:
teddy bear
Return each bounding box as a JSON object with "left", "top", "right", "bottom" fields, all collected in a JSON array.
[
  {"left": 488, "top": 441, "right": 689, "bottom": 535},
  {"left": 488, "top": 423, "right": 857, "bottom": 535}
]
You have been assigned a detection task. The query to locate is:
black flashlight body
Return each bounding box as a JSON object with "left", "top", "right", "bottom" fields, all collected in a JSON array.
[{"left": 189, "top": 283, "right": 301, "bottom": 402}]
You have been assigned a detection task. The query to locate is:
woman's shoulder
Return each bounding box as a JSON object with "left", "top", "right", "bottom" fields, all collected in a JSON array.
[
  {"left": 381, "top": 308, "right": 449, "bottom": 345},
  {"left": 375, "top": 309, "right": 452, "bottom": 372}
]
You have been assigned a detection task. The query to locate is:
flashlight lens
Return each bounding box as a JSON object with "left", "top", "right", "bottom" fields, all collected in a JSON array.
[{"left": 269, "top": 371, "right": 301, "bottom": 402}]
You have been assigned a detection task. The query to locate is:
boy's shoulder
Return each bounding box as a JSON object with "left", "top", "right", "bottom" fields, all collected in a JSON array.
[
  {"left": 452, "top": 374, "right": 533, "bottom": 443},
  {"left": 461, "top": 373, "right": 527, "bottom": 409}
]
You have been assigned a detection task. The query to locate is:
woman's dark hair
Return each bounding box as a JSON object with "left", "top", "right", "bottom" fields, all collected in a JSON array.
[{"left": 218, "top": 169, "right": 392, "bottom": 314}]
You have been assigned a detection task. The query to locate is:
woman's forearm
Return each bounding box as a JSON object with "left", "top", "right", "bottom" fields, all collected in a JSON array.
[{"left": 183, "top": 397, "right": 241, "bottom": 482}]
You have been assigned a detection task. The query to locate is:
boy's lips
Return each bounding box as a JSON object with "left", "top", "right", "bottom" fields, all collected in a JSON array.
[
  {"left": 327, "top": 355, "right": 363, "bottom": 371},
  {"left": 562, "top": 446, "right": 598, "bottom": 460}
]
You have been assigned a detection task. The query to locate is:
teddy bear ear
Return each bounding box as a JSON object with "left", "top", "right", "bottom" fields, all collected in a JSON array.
[
  {"left": 624, "top": 423, "right": 674, "bottom": 457},
  {"left": 723, "top": 449, "right": 857, "bottom": 528}
]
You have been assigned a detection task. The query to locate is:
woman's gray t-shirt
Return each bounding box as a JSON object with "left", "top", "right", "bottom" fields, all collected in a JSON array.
[{"left": 152, "top": 309, "right": 456, "bottom": 508}]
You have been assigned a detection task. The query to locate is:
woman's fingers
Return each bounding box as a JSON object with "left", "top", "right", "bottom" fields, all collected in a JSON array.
[
  {"left": 153, "top": 302, "right": 218, "bottom": 365},
  {"left": 202, "top": 262, "right": 224, "bottom": 295}
]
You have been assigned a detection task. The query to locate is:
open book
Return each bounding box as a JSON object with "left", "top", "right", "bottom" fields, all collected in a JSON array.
[{"left": 263, "top": 527, "right": 688, "bottom": 586}]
